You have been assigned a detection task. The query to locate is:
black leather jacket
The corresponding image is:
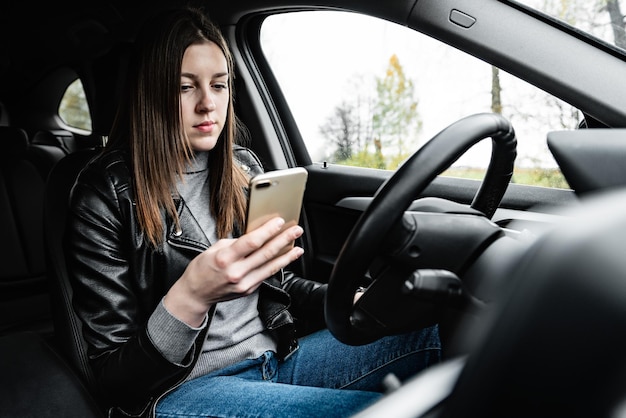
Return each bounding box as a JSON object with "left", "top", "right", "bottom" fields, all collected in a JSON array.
[{"left": 65, "top": 146, "right": 326, "bottom": 417}]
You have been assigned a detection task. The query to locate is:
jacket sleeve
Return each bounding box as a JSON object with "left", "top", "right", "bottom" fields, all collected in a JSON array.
[
  {"left": 280, "top": 271, "right": 328, "bottom": 335},
  {"left": 65, "top": 158, "right": 195, "bottom": 413}
]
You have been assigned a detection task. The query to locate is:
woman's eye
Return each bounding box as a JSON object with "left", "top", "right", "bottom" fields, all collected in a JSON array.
[
  {"left": 181, "top": 84, "right": 194, "bottom": 92},
  {"left": 213, "top": 83, "right": 228, "bottom": 91}
]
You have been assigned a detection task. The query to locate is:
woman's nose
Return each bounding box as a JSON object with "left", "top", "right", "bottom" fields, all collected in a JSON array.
[{"left": 197, "top": 91, "right": 216, "bottom": 112}]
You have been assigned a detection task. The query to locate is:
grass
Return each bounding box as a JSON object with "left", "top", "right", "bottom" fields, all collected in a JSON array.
[{"left": 441, "top": 166, "right": 570, "bottom": 189}]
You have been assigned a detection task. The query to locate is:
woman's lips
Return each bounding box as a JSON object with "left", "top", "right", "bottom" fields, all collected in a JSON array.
[{"left": 195, "top": 121, "right": 215, "bottom": 133}]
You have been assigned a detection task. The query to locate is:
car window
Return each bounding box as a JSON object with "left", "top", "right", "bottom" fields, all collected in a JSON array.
[
  {"left": 513, "top": 0, "right": 626, "bottom": 53},
  {"left": 260, "top": 11, "right": 576, "bottom": 189},
  {"left": 59, "top": 78, "right": 92, "bottom": 132}
]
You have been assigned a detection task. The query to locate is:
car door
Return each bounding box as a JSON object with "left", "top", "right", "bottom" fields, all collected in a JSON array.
[{"left": 228, "top": 6, "right": 580, "bottom": 285}]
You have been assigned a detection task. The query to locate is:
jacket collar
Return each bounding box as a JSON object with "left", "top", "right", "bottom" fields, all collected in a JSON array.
[{"left": 167, "top": 198, "right": 211, "bottom": 251}]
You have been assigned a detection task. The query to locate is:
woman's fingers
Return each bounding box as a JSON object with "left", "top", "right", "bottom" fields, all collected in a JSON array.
[
  {"left": 217, "top": 217, "right": 301, "bottom": 262},
  {"left": 168, "top": 233, "right": 303, "bottom": 325},
  {"left": 225, "top": 222, "right": 304, "bottom": 284},
  {"left": 198, "top": 216, "right": 302, "bottom": 282},
  {"left": 237, "top": 244, "right": 304, "bottom": 290},
  {"left": 210, "top": 217, "right": 286, "bottom": 267},
  {"left": 177, "top": 217, "right": 304, "bottom": 309}
]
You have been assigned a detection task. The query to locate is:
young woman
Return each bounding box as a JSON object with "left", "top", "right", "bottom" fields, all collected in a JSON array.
[{"left": 65, "top": 7, "right": 440, "bottom": 418}]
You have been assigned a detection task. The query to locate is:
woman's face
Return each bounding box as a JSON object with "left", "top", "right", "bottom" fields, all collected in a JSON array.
[{"left": 180, "top": 41, "right": 229, "bottom": 151}]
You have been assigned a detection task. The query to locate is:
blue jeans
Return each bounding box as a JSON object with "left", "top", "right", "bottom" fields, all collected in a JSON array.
[{"left": 156, "top": 326, "right": 440, "bottom": 418}]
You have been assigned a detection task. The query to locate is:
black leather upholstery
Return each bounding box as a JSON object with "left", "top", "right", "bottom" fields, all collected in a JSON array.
[
  {"left": 29, "top": 130, "right": 75, "bottom": 179},
  {"left": 0, "top": 127, "right": 102, "bottom": 415},
  {"left": 0, "top": 126, "right": 54, "bottom": 336},
  {"left": 31, "top": 129, "right": 77, "bottom": 155},
  {"left": 0, "top": 331, "right": 103, "bottom": 417},
  {"left": 43, "top": 147, "right": 101, "bottom": 399}
]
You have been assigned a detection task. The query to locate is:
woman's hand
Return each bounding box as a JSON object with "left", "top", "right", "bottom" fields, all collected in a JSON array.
[{"left": 164, "top": 217, "right": 304, "bottom": 327}]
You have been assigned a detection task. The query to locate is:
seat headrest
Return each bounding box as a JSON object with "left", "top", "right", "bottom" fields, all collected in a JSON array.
[
  {"left": 31, "top": 129, "right": 72, "bottom": 146},
  {"left": 31, "top": 129, "right": 75, "bottom": 154},
  {"left": 0, "top": 126, "right": 29, "bottom": 159}
]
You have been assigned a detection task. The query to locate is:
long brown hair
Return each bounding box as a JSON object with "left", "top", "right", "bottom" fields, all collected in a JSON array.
[{"left": 106, "top": 7, "right": 248, "bottom": 246}]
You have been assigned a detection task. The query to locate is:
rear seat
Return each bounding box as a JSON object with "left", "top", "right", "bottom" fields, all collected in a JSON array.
[
  {"left": 0, "top": 126, "right": 66, "bottom": 336},
  {"left": 29, "top": 129, "right": 76, "bottom": 180},
  {"left": 31, "top": 129, "right": 77, "bottom": 155}
]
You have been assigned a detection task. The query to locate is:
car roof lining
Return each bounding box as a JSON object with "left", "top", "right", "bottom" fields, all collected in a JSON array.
[{"left": 3, "top": 0, "right": 626, "bottom": 133}]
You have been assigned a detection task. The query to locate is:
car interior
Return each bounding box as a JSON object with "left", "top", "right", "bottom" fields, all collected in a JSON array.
[{"left": 2, "top": 0, "right": 626, "bottom": 416}]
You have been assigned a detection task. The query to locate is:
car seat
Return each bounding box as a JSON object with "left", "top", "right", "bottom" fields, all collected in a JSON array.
[
  {"left": 29, "top": 129, "right": 77, "bottom": 178},
  {"left": 42, "top": 147, "right": 103, "bottom": 404},
  {"left": 0, "top": 331, "right": 103, "bottom": 417},
  {"left": 31, "top": 129, "right": 78, "bottom": 155},
  {"left": 0, "top": 126, "right": 55, "bottom": 336}
]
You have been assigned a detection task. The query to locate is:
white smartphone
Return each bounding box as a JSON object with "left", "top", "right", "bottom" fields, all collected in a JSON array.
[{"left": 245, "top": 167, "right": 308, "bottom": 237}]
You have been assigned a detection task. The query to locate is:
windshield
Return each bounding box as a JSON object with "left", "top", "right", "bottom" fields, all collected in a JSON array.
[{"left": 513, "top": 0, "right": 626, "bottom": 51}]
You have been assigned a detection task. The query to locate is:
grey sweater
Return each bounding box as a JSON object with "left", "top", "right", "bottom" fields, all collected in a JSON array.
[{"left": 147, "top": 151, "right": 277, "bottom": 380}]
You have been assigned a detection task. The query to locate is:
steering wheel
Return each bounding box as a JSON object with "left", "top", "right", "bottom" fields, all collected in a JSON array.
[{"left": 325, "top": 113, "right": 517, "bottom": 345}]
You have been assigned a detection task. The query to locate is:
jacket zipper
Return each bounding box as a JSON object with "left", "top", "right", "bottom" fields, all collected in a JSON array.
[
  {"left": 167, "top": 238, "right": 207, "bottom": 253},
  {"left": 149, "top": 236, "right": 206, "bottom": 417}
]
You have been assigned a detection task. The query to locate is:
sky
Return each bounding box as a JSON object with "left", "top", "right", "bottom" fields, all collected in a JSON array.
[{"left": 258, "top": 10, "right": 579, "bottom": 169}]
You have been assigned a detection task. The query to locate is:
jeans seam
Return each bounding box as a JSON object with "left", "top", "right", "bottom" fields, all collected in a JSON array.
[{"left": 337, "top": 346, "right": 440, "bottom": 389}]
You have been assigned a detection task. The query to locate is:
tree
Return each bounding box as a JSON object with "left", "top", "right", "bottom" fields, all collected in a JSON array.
[
  {"left": 319, "top": 74, "right": 375, "bottom": 163},
  {"left": 372, "top": 54, "right": 422, "bottom": 164},
  {"left": 491, "top": 66, "right": 502, "bottom": 114},
  {"left": 320, "top": 54, "right": 421, "bottom": 169},
  {"left": 603, "top": 0, "right": 626, "bottom": 48},
  {"left": 318, "top": 101, "right": 360, "bottom": 161},
  {"left": 538, "top": 0, "right": 625, "bottom": 48}
]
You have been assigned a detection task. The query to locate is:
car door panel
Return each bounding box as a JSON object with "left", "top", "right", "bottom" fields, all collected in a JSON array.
[{"left": 300, "top": 162, "right": 577, "bottom": 283}]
